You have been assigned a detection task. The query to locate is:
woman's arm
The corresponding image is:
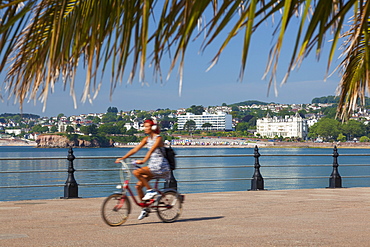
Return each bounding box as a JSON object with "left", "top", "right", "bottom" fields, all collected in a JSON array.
[
  {"left": 115, "top": 137, "right": 148, "bottom": 163},
  {"left": 136, "top": 136, "right": 163, "bottom": 164}
]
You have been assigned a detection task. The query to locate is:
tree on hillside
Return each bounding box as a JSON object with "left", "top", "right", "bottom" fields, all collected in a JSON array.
[
  {"left": 188, "top": 105, "right": 204, "bottom": 115},
  {"left": 298, "top": 109, "right": 307, "bottom": 118},
  {"left": 32, "top": 124, "right": 49, "bottom": 133},
  {"left": 341, "top": 120, "right": 366, "bottom": 140},
  {"left": 101, "top": 113, "right": 117, "bottom": 123},
  {"left": 1, "top": 1, "right": 369, "bottom": 119},
  {"left": 160, "top": 120, "right": 172, "bottom": 130},
  {"left": 98, "top": 123, "right": 119, "bottom": 135},
  {"left": 136, "top": 111, "right": 152, "bottom": 120},
  {"left": 202, "top": 122, "right": 213, "bottom": 131},
  {"left": 50, "top": 126, "right": 58, "bottom": 133},
  {"left": 57, "top": 113, "right": 65, "bottom": 120},
  {"left": 107, "top": 107, "right": 118, "bottom": 114},
  {"left": 311, "top": 96, "right": 339, "bottom": 104},
  {"left": 80, "top": 125, "right": 98, "bottom": 135},
  {"left": 322, "top": 106, "right": 338, "bottom": 119},
  {"left": 184, "top": 120, "right": 196, "bottom": 132},
  {"left": 277, "top": 109, "right": 294, "bottom": 117},
  {"left": 232, "top": 100, "right": 269, "bottom": 106},
  {"left": 308, "top": 118, "right": 341, "bottom": 141},
  {"left": 236, "top": 122, "right": 249, "bottom": 132},
  {"left": 241, "top": 115, "right": 254, "bottom": 122},
  {"left": 92, "top": 117, "right": 101, "bottom": 124},
  {"left": 66, "top": 125, "right": 75, "bottom": 134}
]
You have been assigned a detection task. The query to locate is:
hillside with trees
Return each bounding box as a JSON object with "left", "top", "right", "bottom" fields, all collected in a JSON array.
[{"left": 3, "top": 95, "right": 370, "bottom": 145}]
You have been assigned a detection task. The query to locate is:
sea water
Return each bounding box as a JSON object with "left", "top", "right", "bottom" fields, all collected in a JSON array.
[{"left": 1, "top": 146, "right": 370, "bottom": 201}]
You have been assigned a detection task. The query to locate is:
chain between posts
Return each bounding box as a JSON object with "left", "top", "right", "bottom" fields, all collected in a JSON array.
[{"left": 59, "top": 145, "right": 345, "bottom": 196}]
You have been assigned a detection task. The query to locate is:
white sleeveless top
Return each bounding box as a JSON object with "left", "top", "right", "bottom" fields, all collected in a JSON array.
[{"left": 147, "top": 135, "right": 171, "bottom": 178}]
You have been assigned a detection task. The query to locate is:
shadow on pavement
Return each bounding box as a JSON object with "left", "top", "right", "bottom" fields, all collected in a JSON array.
[
  {"left": 176, "top": 216, "right": 224, "bottom": 223},
  {"left": 120, "top": 216, "right": 224, "bottom": 227}
]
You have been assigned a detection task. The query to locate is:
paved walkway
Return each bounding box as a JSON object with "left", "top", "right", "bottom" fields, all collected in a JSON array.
[{"left": 1, "top": 187, "right": 370, "bottom": 246}]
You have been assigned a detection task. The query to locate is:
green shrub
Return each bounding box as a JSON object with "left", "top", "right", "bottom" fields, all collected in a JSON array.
[{"left": 359, "top": 136, "right": 369, "bottom": 142}]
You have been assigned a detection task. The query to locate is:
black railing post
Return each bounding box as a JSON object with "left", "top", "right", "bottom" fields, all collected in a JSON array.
[
  {"left": 62, "top": 147, "right": 79, "bottom": 198},
  {"left": 164, "top": 170, "right": 177, "bottom": 190},
  {"left": 328, "top": 145, "right": 342, "bottom": 188},
  {"left": 250, "top": 145, "right": 264, "bottom": 190}
]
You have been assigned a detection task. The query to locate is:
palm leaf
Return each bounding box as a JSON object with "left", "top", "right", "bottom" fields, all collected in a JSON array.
[
  {"left": 0, "top": 0, "right": 368, "bottom": 120},
  {"left": 337, "top": 1, "right": 370, "bottom": 120}
]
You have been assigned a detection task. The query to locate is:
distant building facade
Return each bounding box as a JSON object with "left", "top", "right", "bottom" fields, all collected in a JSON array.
[
  {"left": 255, "top": 113, "right": 308, "bottom": 139},
  {"left": 177, "top": 112, "right": 233, "bottom": 131},
  {"left": 5, "top": 129, "right": 22, "bottom": 136}
]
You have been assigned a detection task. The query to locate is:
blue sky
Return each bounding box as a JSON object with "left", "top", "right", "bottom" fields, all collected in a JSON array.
[{"left": 0, "top": 12, "right": 342, "bottom": 118}]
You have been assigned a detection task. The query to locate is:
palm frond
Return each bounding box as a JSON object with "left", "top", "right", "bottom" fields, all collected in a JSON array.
[
  {"left": 337, "top": 1, "right": 370, "bottom": 120},
  {"left": 0, "top": 0, "right": 368, "bottom": 120}
]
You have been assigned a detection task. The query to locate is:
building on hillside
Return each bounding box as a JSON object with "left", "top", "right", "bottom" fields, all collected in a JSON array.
[
  {"left": 58, "top": 121, "right": 68, "bottom": 132},
  {"left": 206, "top": 106, "right": 232, "bottom": 114},
  {"left": 306, "top": 118, "right": 318, "bottom": 128},
  {"left": 255, "top": 113, "right": 308, "bottom": 139},
  {"left": 124, "top": 122, "right": 134, "bottom": 130},
  {"left": 5, "top": 129, "right": 22, "bottom": 136},
  {"left": 133, "top": 121, "right": 141, "bottom": 130},
  {"left": 176, "top": 108, "right": 187, "bottom": 115},
  {"left": 177, "top": 112, "right": 233, "bottom": 131},
  {"left": 24, "top": 133, "right": 39, "bottom": 140}
]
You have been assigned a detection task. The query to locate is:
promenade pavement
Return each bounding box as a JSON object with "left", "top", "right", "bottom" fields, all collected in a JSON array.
[{"left": 1, "top": 187, "right": 370, "bottom": 246}]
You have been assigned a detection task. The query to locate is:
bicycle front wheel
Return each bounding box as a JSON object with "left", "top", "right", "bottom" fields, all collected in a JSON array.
[
  {"left": 156, "top": 191, "right": 182, "bottom": 223},
  {"left": 101, "top": 193, "right": 131, "bottom": 226}
]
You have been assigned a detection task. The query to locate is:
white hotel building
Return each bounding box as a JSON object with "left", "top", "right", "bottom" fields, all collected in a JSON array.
[
  {"left": 255, "top": 113, "right": 308, "bottom": 139},
  {"left": 177, "top": 112, "right": 233, "bottom": 131}
]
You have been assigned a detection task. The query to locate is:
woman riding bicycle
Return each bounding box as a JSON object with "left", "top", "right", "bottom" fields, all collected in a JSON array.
[{"left": 115, "top": 119, "right": 171, "bottom": 220}]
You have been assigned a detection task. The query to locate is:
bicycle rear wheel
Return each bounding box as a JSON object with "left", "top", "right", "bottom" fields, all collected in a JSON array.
[
  {"left": 156, "top": 191, "right": 182, "bottom": 223},
  {"left": 101, "top": 193, "right": 131, "bottom": 226}
]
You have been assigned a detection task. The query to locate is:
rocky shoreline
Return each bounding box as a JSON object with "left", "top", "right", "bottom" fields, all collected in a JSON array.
[{"left": 35, "top": 134, "right": 113, "bottom": 148}]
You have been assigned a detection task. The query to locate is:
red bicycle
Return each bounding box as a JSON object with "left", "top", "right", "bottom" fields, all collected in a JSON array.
[{"left": 101, "top": 160, "right": 183, "bottom": 226}]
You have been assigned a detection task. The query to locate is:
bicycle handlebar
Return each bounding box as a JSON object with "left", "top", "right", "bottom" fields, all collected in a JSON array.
[
  {"left": 118, "top": 159, "right": 142, "bottom": 183},
  {"left": 119, "top": 159, "right": 132, "bottom": 183}
]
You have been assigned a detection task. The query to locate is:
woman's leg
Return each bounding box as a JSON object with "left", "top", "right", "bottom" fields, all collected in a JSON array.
[
  {"left": 133, "top": 167, "right": 153, "bottom": 199},
  {"left": 135, "top": 181, "right": 145, "bottom": 201}
]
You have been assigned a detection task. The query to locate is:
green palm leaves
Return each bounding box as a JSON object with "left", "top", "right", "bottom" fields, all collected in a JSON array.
[
  {"left": 0, "top": 1, "right": 369, "bottom": 119},
  {"left": 337, "top": 1, "right": 370, "bottom": 120}
]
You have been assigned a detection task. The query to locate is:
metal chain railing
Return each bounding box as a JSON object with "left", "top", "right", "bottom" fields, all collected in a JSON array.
[{"left": 1, "top": 145, "right": 370, "bottom": 199}]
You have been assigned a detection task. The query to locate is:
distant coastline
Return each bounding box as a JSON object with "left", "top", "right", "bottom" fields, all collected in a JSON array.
[
  {"left": 1, "top": 137, "right": 369, "bottom": 149},
  {"left": 116, "top": 140, "right": 370, "bottom": 149}
]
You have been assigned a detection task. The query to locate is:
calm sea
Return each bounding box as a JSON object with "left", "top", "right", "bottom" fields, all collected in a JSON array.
[{"left": 1, "top": 146, "right": 370, "bottom": 201}]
